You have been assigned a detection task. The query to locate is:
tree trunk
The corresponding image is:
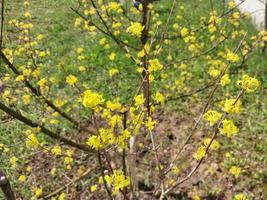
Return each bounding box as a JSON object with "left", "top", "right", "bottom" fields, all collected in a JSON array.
[{"left": 0, "top": 170, "right": 16, "bottom": 200}]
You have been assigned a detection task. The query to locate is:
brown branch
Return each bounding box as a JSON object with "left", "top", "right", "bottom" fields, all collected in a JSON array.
[
  {"left": 163, "top": 32, "right": 247, "bottom": 176},
  {"left": 0, "top": 101, "right": 95, "bottom": 153},
  {"left": 39, "top": 167, "right": 97, "bottom": 199},
  {"left": 160, "top": 89, "right": 245, "bottom": 198},
  {"left": 0, "top": 169, "right": 16, "bottom": 200},
  {"left": 0, "top": 51, "right": 86, "bottom": 131}
]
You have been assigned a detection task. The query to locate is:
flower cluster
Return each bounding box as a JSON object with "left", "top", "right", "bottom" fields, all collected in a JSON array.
[
  {"left": 126, "top": 22, "right": 144, "bottom": 38},
  {"left": 104, "top": 170, "right": 130, "bottom": 194},
  {"left": 81, "top": 90, "right": 103, "bottom": 109},
  {"left": 237, "top": 74, "right": 260, "bottom": 93},
  {"left": 203, "top": 110, "right": 222, "bottom": 126}
]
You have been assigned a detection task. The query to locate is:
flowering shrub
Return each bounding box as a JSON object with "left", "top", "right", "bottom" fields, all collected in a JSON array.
[{"left": 0, "top": 0, "right": 265, "bottom": 199}]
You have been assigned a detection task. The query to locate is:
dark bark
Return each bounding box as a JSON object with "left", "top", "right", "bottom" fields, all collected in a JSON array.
[{"left": 0, "top": 170, "right": 16, "bottom": 200}]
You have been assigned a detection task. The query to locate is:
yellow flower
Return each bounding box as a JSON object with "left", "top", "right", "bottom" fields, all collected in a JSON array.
[
  {"left": 203, "top": 110, "right": 222, "bottom": 126},
  {"left": 99, "top": 38, "right": 106, "bottom": 45},
  {"left": 10, "top": 156, "right": 18, "bottom": 168},
  {"left": 149, "top": 59, "right": 163, "bottom": 72},
  {"left": 25, "top": 133, "right": 39, "bottom": 149},
  {"left": 220, "top": 119, "right": 238, "bottom": 137},
  {"left": 106, "top": 100, "right": 122, "bottom": 111},
  {"left": 16, "top": 75, "right": 25, "bottom": 82},
  {"left": 76, "top": 47, "right": 84, "bottom": 53},
  {"left": 145, "top": 117, "right": 156, "bottom": 131},
  {"left": 82, "top": 90, "right": 103, "bottom": 109},
  {"left": 126, "top": 22, "right": 144, "bottom": 38},
  {"left": 171, "top": 166, "right": 180, "bottom": 175},
  {"left": 78, "top": 65, "right": 86, "bottom": 72},
  {"left": 104, "top": 170, "right": 130, "bottom": 195},
  {"left": 66, "top": 74, "right": 77, "bottom": 86},
  {"left": 109, "top": 52, "right": 116, "bottom": 61},
  {"left": 237, "top": 75, "right": 260, "bottom": 93},
  {"left": 109, "top": 68, "right": 119, "bottom": 77},
  {"left": 58, "top": 192, "right": 66, "bottom": 200},
  {"left": 229, "top": 166, "right": 241, "bottom": 178},
  {"left": 222, "top": 99, "right": 243, "bottom": 114},
  {"left": 37, "top": 78, "right": 46, "bottom": 89},
  {"left": 36, "top": 34, "right": 44, "bottom": 40},
  {"left": 228, "top": 1, "right": 236, "bottom": 9},
  {"left": 137, "top": 43, "right": 150, "bottom": 58},
  {"left": 117, "top": 130, "right": 131, "bottom": 150},
  {"left": 226, "top": 52, "right": 240, "bottom": 63},
  {"left": 24, "top": 12, "right": 32, "bottom": 18},
  {"left": 108, "top": 114, "right": 122, "bottom": 127},
  {"left": 134, "top": 94, "right": 145, "bottom": 107},
  {"left": 154, "top": 92, "right": 164, "bottom": 105},
  {"left": 86, "top": 135, "right": 102, "bottom": 150},
  {"left": 18, "top": 175, "right": 26, "bottom": 182},
  {"left": 208, "top": 68, "right": 220, "bottom": 77},
  {"left": 51, "top": 145, "right": 62, "bottom": 156},
  {"left": 192, "top": 195, "right": 201, "bottom": 200},
  {"left": 203, "top": 138, "right": 220, "bottom": 150},
  {"left": 234, "top": 193, "right": 249, "bottom": 200},
  {"left": 220, "top": 74, "right": 231, "bottom": 86},
  {"left": 194, "top": 146, "right": 206, "bottom": 160},
  {"left": 64, "top": 156, "right": 73, "bottom": 164},
  {"left": 181, "top": 27, "right": 189, "bottom": 37},
  {"left": 74, "top": 18, "right": 82, "bottom": 27},
  {"left": 33, "top": 187, "right": 43, "bottom": 197},
  {"left": 107, "top": 2, "right": 122, "bottom": 12},
  {"left": 90, "top": 184, "right": 98, "bottom": 192},
  {"left": 22, "top": 94, "right": 31, "bottom": 105}
]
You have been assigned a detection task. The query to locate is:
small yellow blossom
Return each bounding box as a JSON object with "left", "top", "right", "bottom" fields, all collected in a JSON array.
[
  {"left": 220, "top": 74, "right": 231, "bottom": 86},
  {"left": 229, "top": 166, "right": 241, "bottom": 178},
  {"left": 208, "top": 68, "right": 220, "bottom": 77},
  {"left": 234, "top": 193, "right": 249, "bottom": 200},
  {"left": 109, "top": 52, "right": 116, "bottom": 61},
  {"left": 22, "top": 94, "right": 31, "bottom": 105},
  {"left": 228, "top": 1, "right": 236, "bottom": 9},
  {"left": 109, "top": 68, "right": 119, "bottom": 77},
  {"left": 145, "top": 117, "right": 156, "bottom": 131},
  {"left": 203, "top": 138, "right": 220, "bottom": 150},
  {"left": 134, "top": 94, "right": 145, "bottom": 107},
  {"left": 154, "top": 92, "right": 164, "bottom": 105},
  {"left": 237, "top": 75, "right": 260, "bottom": 93},
  {"left": 226, "top": 52, "right": 240, "bottom": 63},
  {"left": 74, "top": 18, "right": 82, "bottom": 27},
  {"left": 66, "top": 74, "right": 77, "bottom": 86},
  {"left": 104, "top": 170, "right": 130, "bottom": 195},
  {"left": 203, "top": 110, "right": 222, "bottom": 126},
  {"left": 126, "top": 22, "right": 144, "bottom": 38},
  {"left": 82, "top": 90, "right": 103, "bottom": 109},
  {"left": 33, "top": 187, "right": 43, "bottom": 197},
  {"left": 149, "top": 59, "right": 163, "bottom": 72},
  {"left": 194, "top": 146, "right": 206, "bottom": 160},
  {"left": 10, "top": 156, "right": 18, "bottom": 168},
  {"left": 18, "top": 175, "right": 26, "bottom": 182},
  {"left": 90, "top": 184, "right": 98, "bottom": 192},
  {"left": 222, "top": 99, "right": 243, "bottom": 114},
  {"left": 51, "top": 145, "right": 62, "bottom": 156},
  {"left": 58, "top": 192, "right": 66, "bottom": 200},
  {"left": 220, "top": 119, "right": 238, "bottom": 137},
  {"left": 25, "top": 133, "right": 39, "bottom": 149},
  {"left": 181, "top": 27, "right": 189, "bottom": 37},
  {"left": 171, "top": 166, "right": 180, "bottom": 174},
  {"left": 76, "top": 47, "right": 84, "bottom": 54},
  {"left": 86, "top": 135, "right": 102, "bottom": 150}
]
